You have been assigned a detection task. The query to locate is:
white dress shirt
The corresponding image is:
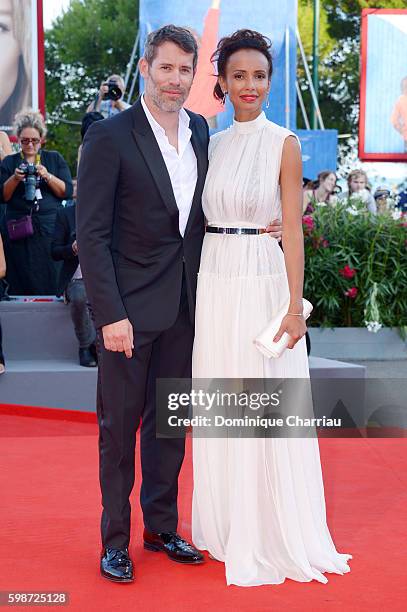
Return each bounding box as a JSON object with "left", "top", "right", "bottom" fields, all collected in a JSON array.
[{"left": 141, "top": 95, "right": 197, "bottom": 237}]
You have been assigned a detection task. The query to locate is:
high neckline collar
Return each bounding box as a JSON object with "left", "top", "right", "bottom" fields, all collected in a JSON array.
[{"left": 232, "top": 111, "right": 268, "bottom": 134}]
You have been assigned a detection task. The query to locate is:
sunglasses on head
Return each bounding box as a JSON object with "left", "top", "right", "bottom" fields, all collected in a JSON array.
[{"left": 20, "top": 138, "right": 40, "bottom": 145}]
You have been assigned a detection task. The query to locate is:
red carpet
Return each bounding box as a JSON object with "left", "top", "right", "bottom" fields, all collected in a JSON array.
[{"left": 0, "top": 406, "right": 406, "bottom": 611}]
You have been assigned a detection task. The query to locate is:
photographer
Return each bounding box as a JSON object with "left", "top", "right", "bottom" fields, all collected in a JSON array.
[
  {"left": 0, "top": 109, "right": 73, "bottom": 295},
  {"left": 51, "top": 180, "right": 97, "bottom": 367},
  {"left": 86, "top": 74, "right": 130, "bottom": 118}
]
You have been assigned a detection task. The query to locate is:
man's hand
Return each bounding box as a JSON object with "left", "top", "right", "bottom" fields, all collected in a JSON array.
[
  {"left": 102, "top": 318, "right": 134, "bottom": 358},
  {"left": 265, "top": 218, "right": 283, "bottom": 241}
]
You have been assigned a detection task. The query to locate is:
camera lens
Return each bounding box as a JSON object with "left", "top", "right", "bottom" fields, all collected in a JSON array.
[
  {"left": 22, "top": 163, "right": 38, "bottom": 201},
  {"left": 107, "top": 81, "right": 122, "bottom": 101}
]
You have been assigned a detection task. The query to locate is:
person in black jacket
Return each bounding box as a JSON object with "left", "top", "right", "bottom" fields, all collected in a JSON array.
[
  {"left": 51, "top": 181, "right": 96, "bottom": 367},
  {"left": 0, "top": 109, "right": 73, "bottom": 295}
]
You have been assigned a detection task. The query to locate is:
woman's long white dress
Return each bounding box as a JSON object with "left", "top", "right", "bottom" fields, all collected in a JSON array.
[{"left": 191, "top": 112, "right": 352, "bottom": 587}]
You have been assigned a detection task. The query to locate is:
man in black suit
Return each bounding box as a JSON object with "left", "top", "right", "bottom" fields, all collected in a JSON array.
[
  {"left": 51, "top": 182, "right": 97, "bottom": 367},
  {"left": 77, "top": 25, "right": 208, "bottom": 582}
]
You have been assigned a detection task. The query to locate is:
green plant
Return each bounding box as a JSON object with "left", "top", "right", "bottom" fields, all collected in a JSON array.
[{"left": 303, "top": 201, "right": 407, "bottom": 330}]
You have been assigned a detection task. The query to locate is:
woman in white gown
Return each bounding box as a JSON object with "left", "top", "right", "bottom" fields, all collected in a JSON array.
[{"left": 192, "top": 29, "right": 352, "bottom": 587}]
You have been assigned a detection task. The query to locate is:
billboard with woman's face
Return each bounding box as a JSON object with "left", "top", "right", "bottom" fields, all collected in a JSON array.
[
  {"left": 359, "top": 8, "right": 407, "bottom": 161},
  {"left": 0, "top": 0, "right": 44, "bottom": 134}
]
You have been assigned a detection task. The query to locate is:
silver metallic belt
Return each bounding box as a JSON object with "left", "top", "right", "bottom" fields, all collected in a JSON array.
[{"left": 206, "top": 226, "right": 267, "bottom": 235}]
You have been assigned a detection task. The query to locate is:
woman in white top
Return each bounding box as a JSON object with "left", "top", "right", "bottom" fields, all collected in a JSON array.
[
  {"left": 192, "top": 29, "right": 352, "bottom": 587},
  {"left": 339, "top": 169, "right": 376, "bottom": 214}
]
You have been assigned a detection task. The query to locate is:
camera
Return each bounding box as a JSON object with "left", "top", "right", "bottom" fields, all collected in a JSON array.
[
  {"left": 19, "top": 161, "right": 38, "bottom": 201},
  {"left": 103, "top": 80, "right": 122, "bottom": 101}
]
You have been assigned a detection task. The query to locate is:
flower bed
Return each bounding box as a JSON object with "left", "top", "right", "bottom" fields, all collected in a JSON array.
[{"left": 303, "top": 200, "right": 407, "bottom": 334}]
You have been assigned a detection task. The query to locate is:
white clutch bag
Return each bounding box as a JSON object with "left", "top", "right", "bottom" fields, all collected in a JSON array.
[{"left": 254, "top": 298, "right": 313, "bottom": 359}]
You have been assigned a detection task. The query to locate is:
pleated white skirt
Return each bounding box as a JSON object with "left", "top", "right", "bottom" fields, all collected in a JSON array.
[{"left": 191, "top": 234, "right": 352, "bottom": 586}]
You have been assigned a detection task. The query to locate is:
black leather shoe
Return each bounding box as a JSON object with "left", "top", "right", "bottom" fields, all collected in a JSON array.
[
  {"left": 79, "top": 347, "right": 97, "bottom": 367},
  {"left": 100, "top": 547, "right": 134, "bottom": 583},
  {"left": 143, "top": 530, "right": 204, "bottom": 564}
]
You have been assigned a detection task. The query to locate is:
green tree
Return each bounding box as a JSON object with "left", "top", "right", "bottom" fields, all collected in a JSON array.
[{"left": 45, "top": 0, "right": 139, "bottom": 173}]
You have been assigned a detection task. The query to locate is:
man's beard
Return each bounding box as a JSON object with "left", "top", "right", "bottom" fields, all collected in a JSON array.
[{"left": 146, "top": 74, "right": 189, "bottom": 113}]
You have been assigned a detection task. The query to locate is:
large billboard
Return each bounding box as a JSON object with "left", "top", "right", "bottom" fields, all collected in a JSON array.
[
  {"left": 359, "top": 8, "right": 407, "bottom": 161},
  {"left": 0, "top": 0, "right": 45, "bottom": 135},
  {"left": 139, "top": 0, "right": 298, "bottom": 132}
]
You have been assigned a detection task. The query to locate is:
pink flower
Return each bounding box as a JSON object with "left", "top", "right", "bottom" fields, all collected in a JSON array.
[
  {"left": 302, "top": 215, "right": 314, "bottom": 231},
  {"left": 339, "top": 264, "right": 356, "bottom": 279},
  {"left": 322, "top": 239, "right": 329, "bottom": 248},
  {"left": 344, "top": 287, "right": 358, "bottom": 299}
]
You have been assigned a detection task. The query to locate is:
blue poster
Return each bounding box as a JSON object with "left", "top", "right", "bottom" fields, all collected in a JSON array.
[
  {"left": 139, "top": 0, "right": 298, "bottom": 132},
  {"left": 296, "top": 130, "right": 338, "bottom": 180}
]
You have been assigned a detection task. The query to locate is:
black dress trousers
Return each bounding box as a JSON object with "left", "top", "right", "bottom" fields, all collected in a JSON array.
[{"left": 96, "top": 269, "right": 193, "bottom": 549}]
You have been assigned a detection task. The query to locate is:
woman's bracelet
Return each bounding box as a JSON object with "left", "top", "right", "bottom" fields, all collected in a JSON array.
[{"left": 286, "top": 312, "right": 304, "bottom": 317}]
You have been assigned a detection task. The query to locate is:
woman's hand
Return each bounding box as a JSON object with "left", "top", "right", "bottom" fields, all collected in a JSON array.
[
  {"left": 273, "top": 313, "right": 307, "bottom": 349},
  {"left": 36, "top": 164, "right": 50, "bottom": 181},
  {"left": 36, "top": 165, "right": 66, "bottom": 198},
  {"left": 13, "top": 167, "right": 25, "bottom": 183}
]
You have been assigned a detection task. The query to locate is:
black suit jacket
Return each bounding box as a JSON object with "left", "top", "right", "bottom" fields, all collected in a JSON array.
[
  {"left": 51, "top": 204, "right": 79, "bottom": 297},
  {"left": 76, "top": 99, "right": 209, "bottom": 331}
]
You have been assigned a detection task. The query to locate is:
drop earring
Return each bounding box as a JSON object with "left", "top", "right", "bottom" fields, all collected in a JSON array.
[
  {"left": 222, "top": 91, "right": 228, "bottom": 105},
  {"left": 266, "top": 97, "right": 270, "bottom": 109}
]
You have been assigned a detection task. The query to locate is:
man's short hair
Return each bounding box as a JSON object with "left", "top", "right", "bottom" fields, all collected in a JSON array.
[{"left": 143, "top": 24, "right": 198, "bottom": 71}]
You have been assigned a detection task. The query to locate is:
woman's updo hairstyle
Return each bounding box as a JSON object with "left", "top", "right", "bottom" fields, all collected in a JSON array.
[{"left": 211, "top": 29, "right": 273, "bottom": 101}]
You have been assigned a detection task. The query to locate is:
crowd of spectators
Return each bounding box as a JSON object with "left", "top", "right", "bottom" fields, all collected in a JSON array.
[
  {"left": 0, "top": 78, "right": 406, "bottom": 373},
  {"left": 0, "top": 73, "right": 132, "bottom": 372},
  {"left": 303, "top": 168, "right": 406, "bottom": 216}
]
